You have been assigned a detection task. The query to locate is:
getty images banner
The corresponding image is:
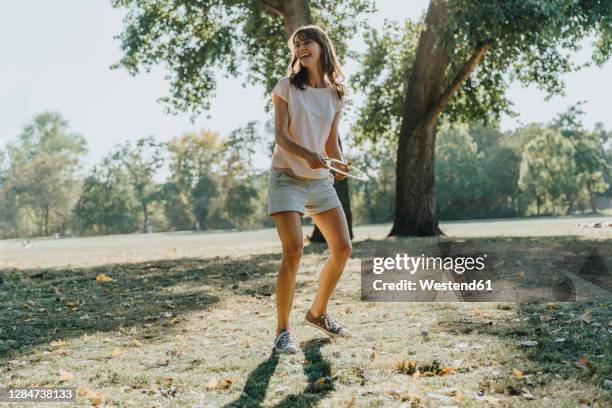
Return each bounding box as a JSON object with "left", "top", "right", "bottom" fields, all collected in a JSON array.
[{"left": 360, "top": 238, "right": 611, "bottom": 302}]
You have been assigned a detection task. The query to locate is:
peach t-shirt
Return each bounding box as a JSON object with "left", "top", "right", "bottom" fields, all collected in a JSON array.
[{"left": 270, "top": 76, "right": 345, "bottom": 179}]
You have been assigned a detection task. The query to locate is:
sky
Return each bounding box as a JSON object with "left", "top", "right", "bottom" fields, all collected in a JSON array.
[{"left": 1, "top": 0, "right": 611, "bottom": 172}]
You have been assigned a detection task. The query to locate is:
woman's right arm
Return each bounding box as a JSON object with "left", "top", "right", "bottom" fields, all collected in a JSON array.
[{"left": 273, "top": 95, "right": 327, "bottom": 169}]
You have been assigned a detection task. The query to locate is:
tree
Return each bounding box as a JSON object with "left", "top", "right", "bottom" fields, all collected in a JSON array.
[
  {"left": 354, "top": 0, "right": 612, "bottom": 236},
  {"left": 112, "top": 136, "right": 165, "bottom": 232},
  {"left": 519, "top": 129, "right": 578, "bottom": 215},
  {"left": 112, "top": 0, "right": 376, "bottom": 241},
  {"left": 551, "top": 103, "right": 609, "bottom": 213},
  {"left": 225, "top": 184, "right": 258, "bottom": 228},
  {"left": 435, "top": 123, "right": 484, "bottom": 219},
  {"left": 165, "top": 129, "right": 222, "bottom": 229},
  {"left": 73, "top": 157, "right": 140, "bottom": 234},
  {"left": 4, "top": 112, "right": 87, "bottom": 237}
]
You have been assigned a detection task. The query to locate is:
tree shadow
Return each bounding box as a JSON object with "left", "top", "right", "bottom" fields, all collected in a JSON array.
[
  {"left": 0, "top": 253, "right": 282, "bottom": 363},
  {"left": 437, "top": 299, "right": 612, "bottom": 395}
]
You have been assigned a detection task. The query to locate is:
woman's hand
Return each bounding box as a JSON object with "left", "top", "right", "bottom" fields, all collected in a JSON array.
[
  {"left": 305, "top": 151, "right": 328, "bottom": 169},
  {"left": 331, "top": 160, "right": 351, "bottom": 180}
]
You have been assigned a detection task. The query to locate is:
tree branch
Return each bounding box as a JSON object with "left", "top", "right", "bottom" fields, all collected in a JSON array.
[
  {"left": 425, "top": 39, "right": 493, "bottom": 126},
  {"left": 251, "top": 0, "right": 284, "bottom": 19}
]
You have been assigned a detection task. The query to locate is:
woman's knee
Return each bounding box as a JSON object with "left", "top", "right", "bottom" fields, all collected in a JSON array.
[
  {"left": 282, "top": 241, "right": 304, "bottom": 263},
  {"left": 331, "top": 240, "right": 352, "bottom": 260}
]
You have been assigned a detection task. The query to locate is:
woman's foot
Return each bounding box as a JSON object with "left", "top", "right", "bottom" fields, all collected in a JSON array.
[
  {"left": 273, "top": 330, "right": 300, "bottom": 354},
  {"left": 304, "top": 309, "right": 351, "bottom": 338}
]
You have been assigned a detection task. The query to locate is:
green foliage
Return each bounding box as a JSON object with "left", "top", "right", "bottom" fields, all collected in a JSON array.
[
  {"left": 73, "top": 157, "right": 140, "bottom": 234},
  {"left": 349, "top": 138, "right": 395, "bottom": 224},
  {"left": 353, "top": 0, "right": 612, "bottom": 140},
  {"left": 224, "top": 184, "right": 258, "bottom": 229},
  {"left": 351, "top": 20, "right": 421, "bottom": 144},
  {"left": 111, "top": 136, "right": 166, "bottom": 232},
  {"left": 111, "top": 0, "right": 375, "bottom": 114},
  {"left": 519, "top": 129, "right": 578, "bottom": 214},
  {"left": 1, "top": 112, "right": 87, "bottom": 237}
]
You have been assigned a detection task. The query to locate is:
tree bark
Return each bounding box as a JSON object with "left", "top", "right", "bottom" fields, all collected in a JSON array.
[
  {"left": 310, "top": 137, "right": 354, "bottom": 243},
  {"left": 282, "top": 0, "right": 312, "bottom": 33},
  {"left": 142, "top": 203, "right": 151, "bottom": 233},
  {"left": 390, "top": 0, "right": 490, "bottom": 237}
]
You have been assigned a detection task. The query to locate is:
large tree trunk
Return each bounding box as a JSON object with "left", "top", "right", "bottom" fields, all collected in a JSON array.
[{"left": 390, "top": 0, "right": 490, "bottom": 237}]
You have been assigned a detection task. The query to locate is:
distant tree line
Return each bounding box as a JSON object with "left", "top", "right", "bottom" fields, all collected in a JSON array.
[
  {"left": 349, "top": 104, "right": 611, "bottom": 223},
  {"left": 0, "top": 113, "right": 269, "bottom": 238},
  {"left": 0, "top": 105, "right": 609, "bottom": 239}
]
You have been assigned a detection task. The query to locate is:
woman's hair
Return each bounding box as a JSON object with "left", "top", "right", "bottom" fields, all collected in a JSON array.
[{"left": 287, "top": 25, "right": 345, "bottom": 100}]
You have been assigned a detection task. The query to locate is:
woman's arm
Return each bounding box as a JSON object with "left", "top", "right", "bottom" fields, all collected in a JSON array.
[
  {"left": 273, "top": 95, "right": 327, "bottom": 169},
  {"left": 324, "top": 111, "right": 344, "bottom": 161},
  {"left": 324, "top": 111, "right": 350, "bottom": 180}
]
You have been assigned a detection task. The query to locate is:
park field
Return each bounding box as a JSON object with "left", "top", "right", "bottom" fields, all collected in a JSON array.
[{"left": 1, "top": 215, "right": 611, "bottom": 407}]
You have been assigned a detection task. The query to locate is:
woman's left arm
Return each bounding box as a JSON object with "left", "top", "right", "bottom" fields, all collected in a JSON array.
[{"left": 324, "top": 111, "right": 349, "bottom": 180}]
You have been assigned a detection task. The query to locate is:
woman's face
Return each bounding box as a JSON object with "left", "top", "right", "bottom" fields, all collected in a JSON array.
[{"left": 294, "top": 36, "right": 321, "bottom": 70}]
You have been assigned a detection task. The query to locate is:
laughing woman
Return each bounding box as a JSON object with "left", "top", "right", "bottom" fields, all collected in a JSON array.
[{"left": 268, "top": 25, "right": 352, "bottom": 354}]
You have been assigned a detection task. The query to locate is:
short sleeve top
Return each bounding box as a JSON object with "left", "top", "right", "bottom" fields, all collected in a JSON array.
[{"left": 270, "top": 76, "right": 345, "bottom": 179}]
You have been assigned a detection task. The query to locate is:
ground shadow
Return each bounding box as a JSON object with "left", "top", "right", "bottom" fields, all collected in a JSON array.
[
  {"left": 437, "top": 299, "right": 612, "bottom": 396},
  {"left": 222, "top": 338, "right": 332, "bottom": 408},
  {"left": 223, "top": 352, "right": 280, "bottom": 407},
  {"left": 275, "top": 338, "right": 333, "bottom": 408},
  {"left": 0, "top": 253, "right": 282, "bottom": 363}
]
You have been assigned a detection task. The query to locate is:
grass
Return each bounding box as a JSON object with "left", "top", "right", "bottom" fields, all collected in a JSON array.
[{"left": 1, "top": 231, "right": 611, "bottom": 407}]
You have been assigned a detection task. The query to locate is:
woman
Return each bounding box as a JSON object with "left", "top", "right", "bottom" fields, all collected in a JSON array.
[{"left": 268, "top": 25, "right": 352, "bottom": 354}]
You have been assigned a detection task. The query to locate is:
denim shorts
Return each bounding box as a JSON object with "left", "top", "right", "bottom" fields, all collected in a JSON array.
[{"left": 267, "top": 168, "right": 341, "bottom": 217}]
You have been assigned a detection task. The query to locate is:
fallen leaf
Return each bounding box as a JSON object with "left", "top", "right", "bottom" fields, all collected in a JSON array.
[
  {"left": 88, "top": 391, "right": 104, "bottom": 406},
  {"left": 50, "top": 340, "right": 67, "bottom": 348},
  {"left": 438, "top": 366, "right": 455, "bottom": 376},
  {"left": 314, "top": 377, "right": 326, "bottom": 385},
  {"left": 393, "top": 358, "right": 417, "bottom": 375},
  {"left": 76, "top": 386, "right": 89, "bottom": 397},
  {"left": 578, "top": 309, "right": 593, "bottom": 323},
  {"left": 205, "top": 378, "right": 232, "bottom": 390},
  {"left": 516, "top": 271, "right": 525, "bottom": 278},
  {"left": 218, "top": 378, "right": 232, "bottom": 389},
  {"left": 111, "top": 347, "right": 128, "bottom": 358},
  {"left": 133, "top": 339, "right": 143, "bottom": 347},
  {"left": 95, "top": 273, "right": 113, "bottom": 282},
  {"left": 512, "top": 368, "right": 523, "bottom": 378},
  {"left": 170, "top": 317, "right": 181, "bottom": 325},
  {"left": 446, "top": 389, "right": 465, "bottom": 401},
  {"left": 58, "top": 369, "right": 74, "bottom": 382},
  {"left": 547, "top": 302, "right": 557, "bottom": 310},
  {"left": 474, "top": 308, "right": 491, "bottom": 318},
  {"left": 576, "top": 357, "right": 591, "bottom": 368}
]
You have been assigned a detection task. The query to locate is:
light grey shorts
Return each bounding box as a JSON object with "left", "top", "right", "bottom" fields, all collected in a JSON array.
[{"left": 267, "top": 168, "right": 341, "bottom": 217}]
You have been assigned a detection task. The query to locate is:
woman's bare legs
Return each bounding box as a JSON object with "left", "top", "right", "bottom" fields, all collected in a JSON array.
[
  {"left": 272, "top": 211, "right": 303, "bottom": 336},
  {"left": 309, "top": 206, "right": 352, "bottom": 316}
]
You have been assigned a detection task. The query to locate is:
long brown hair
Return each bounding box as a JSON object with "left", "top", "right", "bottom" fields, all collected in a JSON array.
[{"left": 287, "top": 25, "right": 345, "bottom": 101}]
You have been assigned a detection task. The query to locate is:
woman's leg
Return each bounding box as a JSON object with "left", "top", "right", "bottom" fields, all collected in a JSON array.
[
  {"left": 309, "top": 206, "right": 352, "bottom": 316},
  {"left": 272, "top": 211, "right": 303, "bottom": 335}
]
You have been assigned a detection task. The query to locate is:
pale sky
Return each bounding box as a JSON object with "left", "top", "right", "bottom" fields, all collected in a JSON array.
[{"left": 1, "top": 0, "right": 610, "bottom": 172}]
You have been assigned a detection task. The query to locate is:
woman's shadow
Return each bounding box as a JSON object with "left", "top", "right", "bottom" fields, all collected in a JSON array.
[{"left": 224, "top": 337, "right": 332, "bottom": 407}]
